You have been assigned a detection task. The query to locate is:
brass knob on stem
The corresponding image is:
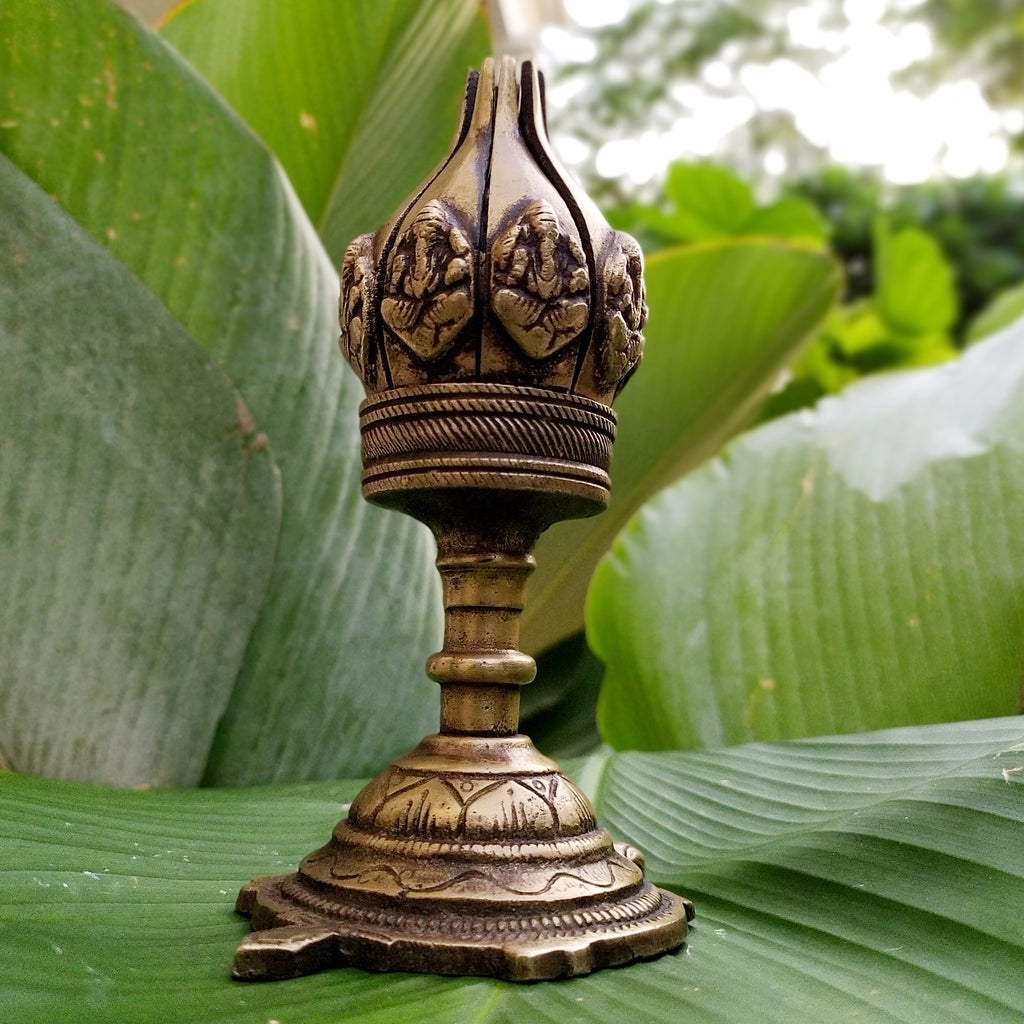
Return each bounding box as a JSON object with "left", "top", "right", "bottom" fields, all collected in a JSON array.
[
  {"left": 232, "top": 56, "right": 693, "bottom": 983},
  {"left": 430, "top": 543, "right": 536, "bottom": 736}
]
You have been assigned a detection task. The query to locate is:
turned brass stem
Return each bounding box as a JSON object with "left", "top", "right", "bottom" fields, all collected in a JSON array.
[
  {"left": 438, "top": 684, "right": 520, "bottom": 735},
  {"left": 428, "top": 539, "right": 537, "bottom": 735}
]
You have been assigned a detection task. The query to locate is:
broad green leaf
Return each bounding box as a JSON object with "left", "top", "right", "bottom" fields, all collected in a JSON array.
[
  {"left": 520, "top": 632, "right": 605, "bottom": 760},
  {"left": 740, "top": 195, "right": 829, "bottom": 245},
  {"left": 590, "top": 322, "right": 1024, "bottom": 752},
  {"left": 2, "top": 717, "right": 1021, "bottom": 1022},
  {"left": 874, "top": 222, "right": 958, "bottom": 335},
  {"left": 522, "top": 240, "right": 841, "bottom": 655},
  {"left": 887, "top": 331, "right": 960, "bottom": 368},
  {"left": 594, "top": 718, "right": 1024, "bottom": 1023},
  {"left": 827, "top": 302, "right": 890, "bottom": 358},
  {"left": 625, "top": 183, "right": 827, "bottom": 251},
  {"left": 967, "top": 282, "right": 1024, "bottom": 343},
  {"left": 0, "top": 157, "right": 280, "bottom": 787},
  {"left": 821, "top": 305, "right": 957, "bottom": 375},
  {"left": 661, "top": 161, "right": 756, "bottom": 239},
  {"left": 625, "top": 201, "right": 703, "bottom": 247},
  {"left": 0, "top": 0, "right": 441, "bottom": 784},
  {"left": 161, "top": 0, "right": 490, "bottom": 262}
]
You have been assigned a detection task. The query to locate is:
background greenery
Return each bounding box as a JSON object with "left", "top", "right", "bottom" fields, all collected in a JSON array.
[
  {"left": 548, "top": 0, "right": 1024, "bottom": 201},
  {"left": 2, "top": 1, "right": 1023, "bottom": 1022}
]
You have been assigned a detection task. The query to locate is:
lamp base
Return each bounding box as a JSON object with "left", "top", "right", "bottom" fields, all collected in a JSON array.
[{"left": 233, "top": 735, "right": 692, "bottom": 982}]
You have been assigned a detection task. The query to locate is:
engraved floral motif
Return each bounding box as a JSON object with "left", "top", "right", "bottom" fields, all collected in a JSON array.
[
  {"left": 381, "top": 200, "right": 474, "bottom": 361},
  {"left": 349, "top": 765, "right": 596, "bottom": 840},
  {"left": 490, "top": 200, "right": 590, "bottom": 359},
  {"left": 339, "top": 233, "right": 376, "bottom": 381},
  {"left": 597, "top": 234, "right": 646, "bottom": 389},
  {"left": 321, "top": 858, "right": 624, "bottom": 898}
]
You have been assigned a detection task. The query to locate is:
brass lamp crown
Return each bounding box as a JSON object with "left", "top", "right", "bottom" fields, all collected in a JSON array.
[
  {"left": 340, "top": 56, "right": 646, "bottom": 403},
  {"left": 232, "top": 57, "right": 693, "bottom": 983}
]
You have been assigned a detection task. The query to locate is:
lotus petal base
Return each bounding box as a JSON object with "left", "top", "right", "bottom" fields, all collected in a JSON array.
[{"left": 233, "top": 735, "right": 692, "bottom": 981}]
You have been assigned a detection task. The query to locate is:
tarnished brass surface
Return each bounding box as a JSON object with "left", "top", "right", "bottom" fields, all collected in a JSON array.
[
  {"left": 235, "top": 733, "right": 693, "bottom": 982},
  {"left": 234, "top": 56, "right": 693, "bottom": 983}
]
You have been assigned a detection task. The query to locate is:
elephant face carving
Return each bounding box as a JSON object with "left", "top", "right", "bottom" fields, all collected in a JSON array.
[
  {"left": 490, "top": 200, "right": 590, "bottom": 361},
  {"left": 381, "top": 200, "right": 475, "bottom": 362}
]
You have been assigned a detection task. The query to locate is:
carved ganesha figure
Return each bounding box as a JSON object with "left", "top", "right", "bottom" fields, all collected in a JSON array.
[
  {"left": 490, "top": 199, "right": 590, "bottom": 360},
  {"left": 381, "top": 200, "right": 474, "bottom": 361},
  {"left": 339, "top": 234, "right": 375, "bottom": 382},
  {"left": 599, "top": 235, "right": 647, "bottom": 388}
]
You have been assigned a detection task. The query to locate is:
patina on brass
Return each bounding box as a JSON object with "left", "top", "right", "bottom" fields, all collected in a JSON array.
[{"left": 233, "top": 57, "right": 693, "bottom": 983}]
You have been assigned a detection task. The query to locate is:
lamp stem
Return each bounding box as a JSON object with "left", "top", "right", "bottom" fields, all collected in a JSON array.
[{"left": 427, "top": 523, "right": 539, "bottom": 736}]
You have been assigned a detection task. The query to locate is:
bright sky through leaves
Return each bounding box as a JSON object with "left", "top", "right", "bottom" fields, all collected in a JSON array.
[{"left": 545, "top": 0, "right": 1013, "bottom": 185}]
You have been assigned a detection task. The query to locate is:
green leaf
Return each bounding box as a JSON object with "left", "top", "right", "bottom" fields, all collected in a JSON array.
[
  {"left": 742, "top": 196, "right": 830, "bottom": 245},
  {"left": 590, "top": 323, "right": 1024, "bottom": 752},
  {"left": 2, "top": 717, "right": 1022, "bottom": 1022},
  {"left": 0, "top": 156, "right": 280, "bottom": 786},
  {"left": 596, "top": 718, "right": 1024, "bottom": 1022},
  {"left": 874, "top": 221, "right": 958, "bottom": 336},
  {"left": 885, "top": 331, "right": 960, "bottom": 368},
  {"left": 823, "top": 305, "right": 958, "bottom": 371},
  {"left": 0, "top": 0, "right": 442, "bottom": 784},
  {"left": 627, "top": 201, "right": 703, "bottom": 247},
  {"left": 520, "top": 632, "right": 605, "bottom": 760},
  {"left": 161, "top": 0, "right": 490, "bottom": 262},
  {"left": 631, "top": 178, "right": 828, "bottom": 250},
  {"left": 661, "top": 162, "right": 757, "bottom": 240},
  {"left": 826, "top": 302, "right": 891, "bottom": 358},
  {"left": 967, "top": 282, "right": 1024, "bottom": 344},
  {"left": 522, "top": 240, "right": 841, "bottom": 655}
]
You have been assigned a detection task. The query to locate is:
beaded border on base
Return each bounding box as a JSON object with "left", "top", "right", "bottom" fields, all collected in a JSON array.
[{"left": 235, "top": 872, "right": 691, "bottom": 982}]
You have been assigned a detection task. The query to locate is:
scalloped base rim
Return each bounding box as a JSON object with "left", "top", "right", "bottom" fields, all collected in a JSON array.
[{"left": 233, "top": 872, "right": 691, "bottom": 982}]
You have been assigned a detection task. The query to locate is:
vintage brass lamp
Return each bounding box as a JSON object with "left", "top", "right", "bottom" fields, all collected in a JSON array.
[{"left": 233, "top": 57, "right": 693, "bottom": 983}]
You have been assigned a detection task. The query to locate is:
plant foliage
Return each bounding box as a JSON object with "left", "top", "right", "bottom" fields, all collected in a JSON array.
[
  {"left": 1, "top": 2, "right": 1023, "bottom": 1022},
  {"left": 591, "top": 320, "right": 1024, "bottom": 750},
  {"left": 2, "top": 719, "right": 1022, "bottom": 1023}
]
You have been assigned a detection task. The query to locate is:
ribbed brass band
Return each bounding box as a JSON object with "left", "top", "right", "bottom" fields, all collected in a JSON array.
[
  {"left": 361, "top": 461, "right": 611, "bottom": 513},
  {"left": 360, "top": 382, "right": 617, "bottom": 460},
  {"left": 359, "top": 383, "right": 616, "bottom": 505}
]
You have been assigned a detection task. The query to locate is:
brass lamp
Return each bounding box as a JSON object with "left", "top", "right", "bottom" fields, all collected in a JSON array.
[{"left": 233, "top": 57, "right": 693, "bottom": 983}]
